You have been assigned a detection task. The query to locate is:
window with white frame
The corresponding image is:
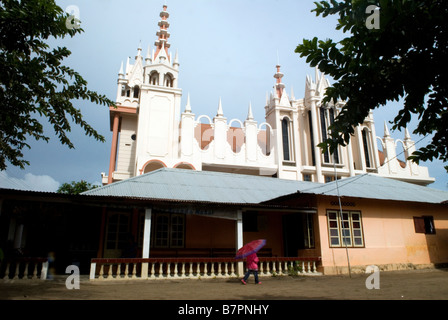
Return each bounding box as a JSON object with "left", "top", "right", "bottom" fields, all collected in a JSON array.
[{"left": 327, "top": 210, "right": 364, "bottom": 248}]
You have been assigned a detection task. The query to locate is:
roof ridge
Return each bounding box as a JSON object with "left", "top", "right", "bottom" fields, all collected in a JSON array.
[{"left": 81, "top": 168, "right": 168, "bottom": 194}]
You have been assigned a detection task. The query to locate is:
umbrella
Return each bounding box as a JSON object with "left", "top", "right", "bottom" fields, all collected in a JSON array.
[{"left": 235, "top": 239, "right": 266, "bottom": 259}]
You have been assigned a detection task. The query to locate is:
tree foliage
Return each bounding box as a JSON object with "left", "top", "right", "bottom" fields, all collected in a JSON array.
[
  {"left": 57, "top": 180, "right": 98, "bottom": 195},
  {"left": 0, "top": 0, "right": 115, "bottom": 170},
  {"left": 295, "top": 0, "right": 448, "bottom": 171}
]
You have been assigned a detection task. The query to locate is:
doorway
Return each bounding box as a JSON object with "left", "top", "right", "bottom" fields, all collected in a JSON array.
[
  {"left": 282, "top": 213, "right": 315, "bottom": 257},
  {"left": 282, "top": 214, "right": 303, "bottom": 257}
]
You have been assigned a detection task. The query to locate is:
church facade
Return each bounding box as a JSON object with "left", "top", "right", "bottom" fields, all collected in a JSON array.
[
  {"left": 102, "top": 4, "right": 434, "bottom": 186},
  {"left": 2, "top": 5, "right": 447, "bottom": 280}
]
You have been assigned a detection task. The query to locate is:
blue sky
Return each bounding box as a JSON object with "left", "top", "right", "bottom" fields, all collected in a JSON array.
[{"left": 1, "top": 0, "right": 447, "bottom": 191}]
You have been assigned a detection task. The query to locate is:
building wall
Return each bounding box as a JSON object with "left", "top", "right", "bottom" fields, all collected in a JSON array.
[
  {"left": 115, "top": 115, "right": 137, "bottom": 177},
  {"left": 316, "top": 196, "right": 448, "bottom": 275},
  {"left": 186, "top": 215, "right": 235, "bottom": 249},
  {"left": 242, "top": 211, "right": 284, "bottom": 257}
]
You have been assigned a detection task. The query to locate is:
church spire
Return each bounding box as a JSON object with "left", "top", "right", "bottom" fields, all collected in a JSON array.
[
  {"left": 154, "top": 4, "right": 171, "bottom": 62},
  {"left": 274, "top": 64, "right": 285, "bottom": 98}
]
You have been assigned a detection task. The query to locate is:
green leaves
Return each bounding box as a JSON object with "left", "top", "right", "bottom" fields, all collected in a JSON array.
[
  {"left": 296, "top": 0, "right": 448, "bottom": 172},
  {"left": 0, "top": 0, "right": 115, "bottom": 170},
  {"left": 57, "top": 180, "right": 99, "bottom": 195}
]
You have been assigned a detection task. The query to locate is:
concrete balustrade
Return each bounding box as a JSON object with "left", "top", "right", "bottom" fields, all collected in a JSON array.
[
  {"left": 0, "top": 258, "right": 49, "bottom": 280},
  {"left": 89, "top": 257, "right": 321, "bottom": 281}
]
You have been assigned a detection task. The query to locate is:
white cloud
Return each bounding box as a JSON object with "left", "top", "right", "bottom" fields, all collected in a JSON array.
[{"left": 0, "top": 171, "right": 60, "bottom": 192}]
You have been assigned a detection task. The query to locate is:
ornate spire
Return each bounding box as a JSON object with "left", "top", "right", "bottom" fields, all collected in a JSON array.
[
  {"left": 154, "top": 4, "right": 171, "bottom": 62},
  {"left": 145, "top": 45, "right": 152, "bottom": 65},
  {"left": 118, "top": 61, "right": 124, "bottom": 78},
  {"left": 217, "top": 98, "right": 224, "bottom": 117},
  {"left": 404, "top": 127, "right": 412, "bottom": 141},
  {"left": 274, "top": 64, "right": 285, "bottom": 98},
  {"left": 184, "top": 93, "right": 192, "bottom": 113},
  {"left": 136, "top": 41, "right": 142, "bottom": 59},
  {"left": 384, "top": 121, "right": 391, "bottom": 138},
  {"left": 125, "top": 56, "right": 131, "bottom": 75},
  {"left": 173, "top": 49, "right": 179, "bottom": 69},
  {"left": 247, "top": 102, "right": 254, "bottom": 121}
]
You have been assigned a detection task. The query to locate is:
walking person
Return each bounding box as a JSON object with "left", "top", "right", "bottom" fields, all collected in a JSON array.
[{"left": 241, "top": 253, "right": 261, "bottom": 285}]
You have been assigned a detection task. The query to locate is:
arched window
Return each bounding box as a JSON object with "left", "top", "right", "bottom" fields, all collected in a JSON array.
[
  {"left": 133, "top": 86, "right": 140, "bottom": 98},
  {"left": 282, "top": 118, "right": 291, "bottom": 161},
  {"left": 150, "top": 71, "right": 159, "bottom": 86},
  {"left": 329, "top": 108, "right": 339, "bottom": 164},
  {"left": 362, "top": 128, "right": 372, "bottom": 168},
  {"left": 308, "top": 110, "right": 316, "bottom": 166},
  {"left": 121, "top": 85, "right": 126, "bottom": 97},
  {"left": 319, "top": 106, "right": 340, "bottom": 164},
  {"left": 320, "top": 107, "right": 330, "bottom": 163},
  {"left": 143, "top": 160, "right": 166, "bottom": 174},
  {"left": 164, "top": 73, "right": 174, "bottom": 87}
]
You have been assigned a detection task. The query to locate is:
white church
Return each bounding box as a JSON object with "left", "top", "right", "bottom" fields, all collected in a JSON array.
[{"left": 101, "top": 4, "right": 434, "bottom": 187}]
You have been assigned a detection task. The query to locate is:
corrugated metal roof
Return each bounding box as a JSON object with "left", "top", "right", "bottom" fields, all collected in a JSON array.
[
  {"left": 300, "top": 174, "right": 448, "bottom": 204},
  {"left": 82, "top": 169, "right": 448, "bottom": 205},
  {"left": 82, "top": 168, "right": 316, "bottom": 204}
]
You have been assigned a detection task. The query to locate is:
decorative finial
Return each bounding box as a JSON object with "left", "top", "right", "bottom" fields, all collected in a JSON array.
[
  {"left": 247, "top": 102, "right": 254, "bottom": 121},
  {"left": 384, "top": 121, "right": 391, "bottom": 137},
  {"left": 185, "top": 93, "right": 192, "bottom": 113},
  {"left": 145, "top": 45, "right": 152, "bottom": 65},
  {"left": 404, "top": 127, "right": 412, "bottom": 141},
  {"left": 118, "top": 61, "right": 124, "bottom": 77},
  {"left": 217, "top": 98, "right": 224, "bottom": 117}
]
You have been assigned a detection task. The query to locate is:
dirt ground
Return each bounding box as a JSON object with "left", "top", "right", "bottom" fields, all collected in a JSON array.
[{"left": 1, "top": 268, "right": 448, "bottom": 301}]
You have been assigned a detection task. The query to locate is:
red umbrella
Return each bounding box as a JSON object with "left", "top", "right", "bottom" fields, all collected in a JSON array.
[{"left": 235, "top": 239, "right": 266, "bottom": 259}]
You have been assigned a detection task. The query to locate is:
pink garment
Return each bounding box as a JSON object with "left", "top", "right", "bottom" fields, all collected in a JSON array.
[{"left": 246, "top": 253, "right": 259, "bottom": 270}]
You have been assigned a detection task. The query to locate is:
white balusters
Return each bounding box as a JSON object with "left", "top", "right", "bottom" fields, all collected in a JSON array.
[
  {"left": 173, "top": 262, "right": 179, "bottom": 278},
  {"left": 88, "top": 258, "right": 321, "bottom": 281},
  {"left": 107, "top": 264, "right": 113, "bottom": 279},
  {"left": 89, "top": 262, "right": 96, "bottom": 280},
  {"left": 230, "top": 262, "right": 236, "bottom": 277},
  {"left": 150, "top": 263, "right": 155, "bottom": 278},
  {"left": 124, "top": 263, "right": 129, "bottom": 278},
  {"left": 158, "top": 262, "right": 163, "bottom": 278}
]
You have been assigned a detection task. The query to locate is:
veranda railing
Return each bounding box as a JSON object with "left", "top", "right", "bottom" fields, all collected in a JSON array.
[
  {"left": 89, "top": 257, "right": 321, "bottom": 281},
  {"left": 0, "top": 258, "right": 49, "bottom": 280}
]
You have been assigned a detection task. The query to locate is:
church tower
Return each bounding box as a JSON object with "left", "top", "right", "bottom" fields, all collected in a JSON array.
[
  {"left": 265, "top": 64, "right": 301, "bottom": 180},
  {"left": 103, "top": 4, "right": 182, "bottom": 184},
  {"left": 103, "top": 4, "right": 434, "bottom": 187}
]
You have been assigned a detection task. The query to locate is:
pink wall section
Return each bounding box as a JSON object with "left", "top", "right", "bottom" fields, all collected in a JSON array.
[{"left": 316, "top": 196, "right": 448, "bottom": 274}]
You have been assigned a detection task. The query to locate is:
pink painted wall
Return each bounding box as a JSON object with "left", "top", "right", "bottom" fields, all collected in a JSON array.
[{"left": 316, "top": 196, "right": 448, "bottom": 274}]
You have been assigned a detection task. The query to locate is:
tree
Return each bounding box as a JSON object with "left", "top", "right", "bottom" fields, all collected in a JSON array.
[
  {"left": 0, "top": 0, "right": 115, "bottom": 170},
  {"left": 57, "top": 180, "right": 98, "bottom": 195},
  {"left": 295, "top": 0, "right": 448, "bottom": 171}
]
